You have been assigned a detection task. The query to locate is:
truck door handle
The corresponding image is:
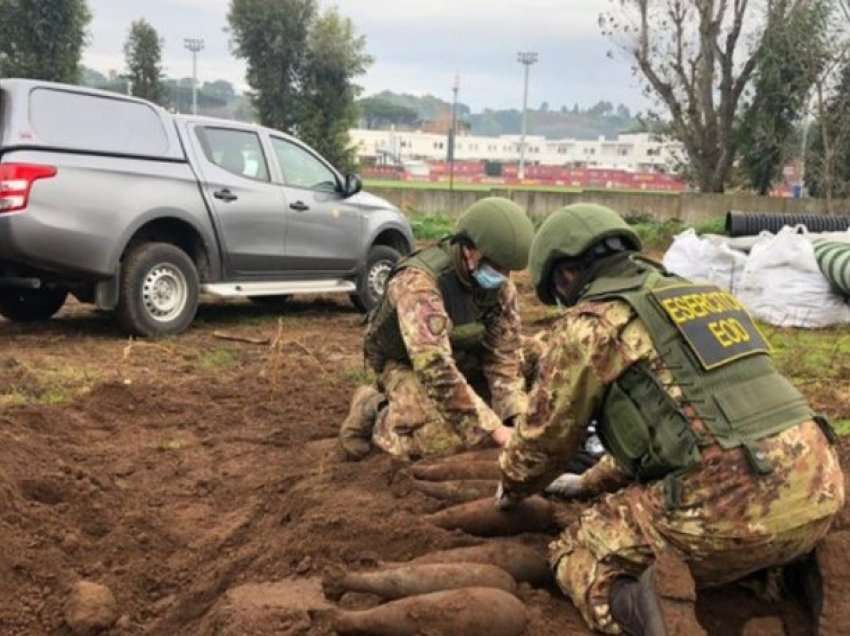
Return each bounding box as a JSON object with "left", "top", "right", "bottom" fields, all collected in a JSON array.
[
  {"left": 290, "top": 201, "right": 310, "bottom": 212},
  {"left": 214, "top": 188, "right": 238, "bottom": 202}
]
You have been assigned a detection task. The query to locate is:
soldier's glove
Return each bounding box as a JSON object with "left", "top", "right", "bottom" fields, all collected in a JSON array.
[
  {"left": 491, "top": 425, "right": 513, "bottom": 447},
  {"left": 495, "top": 481, "right": 523, "bottom": 510},
  {"left": 544, "top": 473, "right": 586, "bottom": 499}
]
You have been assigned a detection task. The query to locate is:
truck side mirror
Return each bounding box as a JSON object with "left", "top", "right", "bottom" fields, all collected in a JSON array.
[{"left": 344, "top": 174, "right": 363, "bottom": 198}]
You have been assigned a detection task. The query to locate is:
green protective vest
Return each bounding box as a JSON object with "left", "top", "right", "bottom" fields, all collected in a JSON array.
[
  {"left": 581, "top": 257, "right": 812, "bottom": 486},
  {"left": 364, "top": 242, "right": 503, "bottom": 371}
]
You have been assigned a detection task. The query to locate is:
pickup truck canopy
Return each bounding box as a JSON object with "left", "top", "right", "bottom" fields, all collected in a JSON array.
[{"left": 0, "top": 79, "right": 185, "bottom": 161}]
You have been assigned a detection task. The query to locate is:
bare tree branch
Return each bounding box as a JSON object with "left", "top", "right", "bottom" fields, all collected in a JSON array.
[{"left": 602, "top": 0, "right": 829, "bottom": 192}]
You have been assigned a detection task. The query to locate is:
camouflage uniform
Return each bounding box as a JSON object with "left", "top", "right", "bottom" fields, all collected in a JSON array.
[
  {"left": 500, "top": 299, "right": 845, "bottom": 634},
  {"left": 370, "top": 266, "right": 528, "bottom": 460}
]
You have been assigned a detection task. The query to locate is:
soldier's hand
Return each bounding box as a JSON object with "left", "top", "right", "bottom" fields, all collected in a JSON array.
[
  {"left": 495, "top": 481, "right": 522, "bottom": 510},
  {"left": 491, "top": 425, "right": 513, "bottom": 447},
  {"left": 544, "top": 473, "right": 586, "bottom": 499}
]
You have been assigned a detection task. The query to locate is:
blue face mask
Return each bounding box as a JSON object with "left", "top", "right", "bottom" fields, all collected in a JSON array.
[{"left": 473, "top": 263, "right": 508, "bottom": 290}]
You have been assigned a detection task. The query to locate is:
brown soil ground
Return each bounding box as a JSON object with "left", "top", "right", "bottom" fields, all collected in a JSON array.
[{"left": 0, "top": 274, "right": 847, "bottom": 635}]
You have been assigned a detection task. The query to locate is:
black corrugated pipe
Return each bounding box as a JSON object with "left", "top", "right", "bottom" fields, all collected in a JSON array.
[{"left": 726, "top": 211, "right": 850, "bottom": 237}]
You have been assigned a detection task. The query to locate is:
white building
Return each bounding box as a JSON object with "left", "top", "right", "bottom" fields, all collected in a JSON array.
[{"left": 350, "top": 129, "right": 683, "bottom": 174}]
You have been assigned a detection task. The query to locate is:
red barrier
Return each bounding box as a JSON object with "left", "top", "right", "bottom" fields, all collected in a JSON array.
[{"left": 364, "top": 161, "right": 688, "bottom": 192}]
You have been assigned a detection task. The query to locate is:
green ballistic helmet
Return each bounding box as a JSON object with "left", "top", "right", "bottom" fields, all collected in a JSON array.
[
  {"left": 530, "top": 203, "right": 642, "bottom": 305},
  {"left": 455, "top": 197, "right": 535, "bottom": 271}
]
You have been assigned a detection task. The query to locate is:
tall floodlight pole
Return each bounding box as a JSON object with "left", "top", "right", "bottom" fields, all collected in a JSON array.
[
  {"left": 184, "top": 38, "right": 205, "bottom": 115},
  {"left": 798, "top": 94, "right": 815, "bottom": 199},
  {"left": 449, "top": 74, "right": 459, "bottom": 212},
  {"left": 517, "top": 51, "right": 538, "bottom": 181}
]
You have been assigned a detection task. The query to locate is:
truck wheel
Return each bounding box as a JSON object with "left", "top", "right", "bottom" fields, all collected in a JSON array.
[
  {"left": 0, "top": 288, "right": 67, "bottom": 322},
  {"left": 117, "top": 242, "right": 199, "bottom": 337},
  {"left": 351, "top": 245, "right": 401, "bottom": 313}
]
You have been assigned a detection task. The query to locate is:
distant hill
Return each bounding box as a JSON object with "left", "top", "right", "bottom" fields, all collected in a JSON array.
[
  {"left": 362, "top": 91, "right": 641, "bottom": 140},
  {"left": 369, "top": 90, "right": 471, "bottom": 121},
  {"left": 79, "top": 66, "right": 256, "bottom": 123}
]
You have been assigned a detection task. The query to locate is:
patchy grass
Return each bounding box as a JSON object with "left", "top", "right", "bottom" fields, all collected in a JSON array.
[
  {"left": 0, "top": 359, "right": 102, "bottom": 407},
  {"left": 407, "top": 211, "right": 725, "bottom": 249},
  {"left": 630, "top": 219, "right": 686, "bottom": 251},
  {"left": 619, "top": 214, "right": 728, "bottom": 251},
  {"left": 197, "top": 347, "right": 240, "bottom": 370},
  {"left": 766, "top": 326, "right": 850, "bottom": 383},
  {"left": 409, "top": 213, "right": 455, "bottom": 241},
  {"left": 692, "top": 216, "right": 727, "bottom": 236},
  {"left": 761, "top": 325, "right": 850, "bottom": 425},
  {"left": 834, "top": 420, "right": 850, "bottom": 437},
  {"left": 340, "top": 366, "right": 376, "bottom": 385}
]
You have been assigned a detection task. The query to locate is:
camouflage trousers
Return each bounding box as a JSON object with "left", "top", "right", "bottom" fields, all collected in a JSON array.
[
  {"left": 371, "top": 358, "right": 492, "bottom": 460},
  {"left": 370, "top": 335, "right": 544, "bottom": 461},
  {"left": 551, "top": 421, "right": 845, "bottom": 634}
]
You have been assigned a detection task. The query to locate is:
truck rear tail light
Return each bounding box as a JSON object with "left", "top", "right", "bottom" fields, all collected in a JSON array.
[{"left": 0, "top": 163, "right": 58, "bottom": 213}]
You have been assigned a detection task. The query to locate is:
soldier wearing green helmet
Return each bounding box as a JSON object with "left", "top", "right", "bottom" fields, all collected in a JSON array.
[
  {"left": 338, "top": 197, "right": 535, "bottom": 461},
  {"left": 496, "top": 204, "right": 845, "bottom": 635}
]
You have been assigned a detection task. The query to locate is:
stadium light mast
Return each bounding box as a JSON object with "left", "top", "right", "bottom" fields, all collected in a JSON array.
[
  {"left": 517, "top": 51, "right": 538, "bottom": 181},
  {"left": 449, "top": 73, "right": 460, "bottom": 210},
  {"left": 184, "top": 38, "right": 205, "bottom": 115}
]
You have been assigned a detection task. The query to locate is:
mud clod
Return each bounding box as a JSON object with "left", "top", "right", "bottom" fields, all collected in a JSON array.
[{"left": 64, "top": 580, "right": 118, "bottom": 635}]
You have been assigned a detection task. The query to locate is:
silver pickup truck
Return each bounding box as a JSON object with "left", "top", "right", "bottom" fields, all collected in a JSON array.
[{"left": 0, "top": 79, "right": 414, "bottom": 336}]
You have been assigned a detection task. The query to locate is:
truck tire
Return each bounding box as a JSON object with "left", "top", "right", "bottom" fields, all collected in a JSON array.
[
  {"left": 351, "top": 245, "right": 401, "bottom": 313},
  {"left": 117, "top": 242, "right": 199, "bottom": 337},
  {"left": 0, "top": 288, "right": 68, "bottom": 322}
]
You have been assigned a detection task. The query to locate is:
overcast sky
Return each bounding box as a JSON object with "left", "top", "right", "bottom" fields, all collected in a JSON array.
[{"left": 83, "top": 0, "right": 648, "bottom": 113}]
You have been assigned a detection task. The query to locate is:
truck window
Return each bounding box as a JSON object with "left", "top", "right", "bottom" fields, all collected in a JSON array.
[
  {"left": 196, "top": 127, "right": 270, "bottom": 182},
  {"left": 29, "top": 88, "right": 169, "bottom": 156},
  {"left": 271, "top": 137, "right": 338, "bottom": 192}
]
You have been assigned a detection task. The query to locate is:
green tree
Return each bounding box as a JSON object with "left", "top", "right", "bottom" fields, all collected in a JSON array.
[
  {"left": 358, "top": 96, "right": 419, "bottom": 129},
  {"left": 227, "top": 0, "right": 316, "bottom": 134},
  {"left": 601, "top": 1, "right": 811, "bottom": 192},
  {"left": 203, "top": 79, "right": 237, "bottom": 102},
  {"left": 299, "top": 8, "right": 372, "bottom": 172},
  {"left": 806, "top": 61, "right": 850, "bottom": 200},
  {"left": 124, "top": 19, "right": 165, "bottom": 104},
  {"left": 0, "top": 0, "right": 91, "bottom": 83},
  {"left": 739, "top": 1, "right": 831, "bottom": 195}
]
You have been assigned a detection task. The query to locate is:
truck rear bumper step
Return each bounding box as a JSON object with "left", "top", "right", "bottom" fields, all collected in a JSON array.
[{"left": 202, "top": 279, "right": 356, "bottom": 298}]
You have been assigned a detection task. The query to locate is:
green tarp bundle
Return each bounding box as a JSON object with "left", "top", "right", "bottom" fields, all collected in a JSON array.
[{"left": 814, "top": 240, "right": 850, "bottom": 297}]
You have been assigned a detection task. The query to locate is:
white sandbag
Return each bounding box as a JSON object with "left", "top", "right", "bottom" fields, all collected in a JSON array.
[
  {"left": 737, "top": 227, "right": 850, "bottom": 328},
  {"left": 663, "top": 229, "right": 711, "bottom": 281},
  {"left": 663, "top": 229, "right": 747, "bottom": 293}
]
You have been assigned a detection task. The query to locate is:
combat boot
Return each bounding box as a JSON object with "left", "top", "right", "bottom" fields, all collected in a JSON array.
[
  {"left": 338, "top": 386, "right": 385, "bottom": 461},
  {"left": 611, "top": 550, "right": 706, "bottom": 636},
  {"left": 786, "top": 535, "right": 850, "bottom": 635}
]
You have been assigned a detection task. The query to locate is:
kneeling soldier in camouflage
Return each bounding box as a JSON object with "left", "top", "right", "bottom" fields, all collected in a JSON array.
[
  {"left": 339, "top": 197, "right": 535, "bottom": 462},
  {"left": 497, "top": 204, "right": 845, "bottom": 635}
]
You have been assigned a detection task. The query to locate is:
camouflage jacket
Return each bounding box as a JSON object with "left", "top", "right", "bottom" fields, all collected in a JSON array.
[
  {"left": 387, "top": 267, "right": 528, "bottom": 438},
  {"left": 499, "top": 298, "right": 688, "bottom": 497}
]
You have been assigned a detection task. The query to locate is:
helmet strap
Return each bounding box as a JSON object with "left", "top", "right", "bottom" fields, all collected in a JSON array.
[
  {"left": 552, "top": 251, "right": 635, "bottom": 307},
  {"left": 450, "top": 242, "right": 475, "bottom": 287}
]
